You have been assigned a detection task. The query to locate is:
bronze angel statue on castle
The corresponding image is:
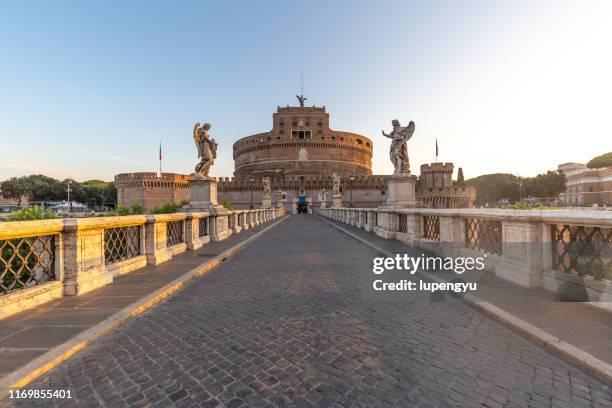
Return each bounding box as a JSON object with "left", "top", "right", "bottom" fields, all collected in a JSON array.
[{"left": 193, "top": 122, "right": 218, "bottom": 178}]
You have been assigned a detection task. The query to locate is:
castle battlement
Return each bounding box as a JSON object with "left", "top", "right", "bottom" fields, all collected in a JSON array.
[{"left": 420, "top": 162, "right": 454, "bottom": 173}]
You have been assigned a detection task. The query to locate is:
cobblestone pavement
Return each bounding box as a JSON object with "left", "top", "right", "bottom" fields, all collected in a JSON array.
[{"left": 5, "top": 216, "right": 611, "bottom": 408}]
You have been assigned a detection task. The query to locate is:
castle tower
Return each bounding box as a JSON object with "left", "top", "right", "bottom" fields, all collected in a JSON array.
[
  {"left": 232, "top": 104, "right": 373, "bottom": 180},
  {"left": 419, "top": 163, "right": 454, "bottom": 189}
]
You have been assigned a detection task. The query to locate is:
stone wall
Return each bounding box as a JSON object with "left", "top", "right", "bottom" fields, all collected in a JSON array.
[
  {"left": 115, "top": 172, "right": 475, "bottom": 211},
  {"left": 116, "top": 172, "right": 189, "bottom": 210}
]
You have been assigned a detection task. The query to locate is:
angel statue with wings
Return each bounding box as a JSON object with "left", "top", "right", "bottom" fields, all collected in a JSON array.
[
  {"left": 193, "top": 122, "right": 218, "bottom": 178},
  {"left": 382, "top": 120, "right": 415, "bottom": 176},
  {"left": 319, "top": 188, "right": 327, "bottom": 203},
  {"left": 331, "top": 172, "right": 342, "bottom": 197},
  {"left": 262, "top": 177, "right": 272, "bottom": 197}
]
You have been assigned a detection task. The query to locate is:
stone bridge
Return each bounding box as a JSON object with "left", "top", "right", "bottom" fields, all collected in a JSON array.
[{"left": 0, "top": 210, "right": 611, "bottom": 407}]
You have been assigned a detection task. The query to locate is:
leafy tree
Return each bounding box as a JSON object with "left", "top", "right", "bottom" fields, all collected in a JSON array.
[
  {"left": 587, "top": 152, "right": 612, "bottom": 169},
  {"left": 522, "top": 171, "right": 566, "bottom": 198},
  {"left": 0, "top": 175, "right": 117, "bottom": 210},
  {"left": 1, "top": 177, "right": 32, "bottom": 203},
  {"left": 466, "top": 173, "right": 521, "bottom": 205}
]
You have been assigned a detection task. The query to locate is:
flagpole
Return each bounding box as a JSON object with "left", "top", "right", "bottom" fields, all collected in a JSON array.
[
  {"left": 435, "top": 138, "right": 438, "bottom": 163},
  {"left": 159, "top": 142, "right": 162, "bottom": 176}
]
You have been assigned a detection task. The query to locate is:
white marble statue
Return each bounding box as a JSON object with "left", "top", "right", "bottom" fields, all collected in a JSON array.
[
  {"left": 319, "top": 188, "right": 327, "bottom": 203},
  {"left": 332, "top": 172, "right": 342, "bottom": 197},
  {"left": 193, "top": 122, "right": 218, "bottom": 177},
  {"left": 262, "top": 177, "right": 272, "bottom": 197},
  {"left": 382, "top": 120, "right": 415, "bottom": 176}
]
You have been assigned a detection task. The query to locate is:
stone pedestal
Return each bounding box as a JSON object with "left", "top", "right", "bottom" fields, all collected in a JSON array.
[
  {"left": 182, "top": 175, "right": 231, "bottom": 241},
  {"left": 332, "top": 195, "right": 343, "bottom": 208},
  {"left": 188, "top": 176, "right": 218, "bottom": 209},
  {"left": 320, "top": 201, "right": 327, "bottom": 209},
  {"left": 261, "top": 195, "right": 272, "bottom": 209},
  {"left": 385, "top": 175, "right": 417, "bottom": 208}
]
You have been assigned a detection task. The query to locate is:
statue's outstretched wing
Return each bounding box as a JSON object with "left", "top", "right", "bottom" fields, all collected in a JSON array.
[
  {"left": 193, "top": 122, "right": 204, "bottom": 158},
  {"left": 210, "top": 139, "right": 218, "bottom": 160},
  {"left": 404, "top": 121, "right": 415, "bottom": 141}
]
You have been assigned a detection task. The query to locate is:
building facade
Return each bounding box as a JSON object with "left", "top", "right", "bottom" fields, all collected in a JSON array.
[
  {"left": 115, "top": 100, "right": 475, "bottom": 211},
  {"left": 558, "top": 162, "right": 612, "bottom": 206}
]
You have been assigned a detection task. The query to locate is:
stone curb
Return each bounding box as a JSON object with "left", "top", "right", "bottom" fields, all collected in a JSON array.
[
  {"left": 0, "top": 216, "right": 289, "bottom": 398},
  {"left": 318, "top": 216, "right": 612, "bottom": 387}
]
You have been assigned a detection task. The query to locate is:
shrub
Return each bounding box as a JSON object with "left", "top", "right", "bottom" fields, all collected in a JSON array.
[
  {"left": 151, "top": 203, "right": 180, "bottom": 214},
  {"left": 130, "top": 203, "right": 144, "bottom": 215},
  {"left": 115, "top": 205, "right": 130, "bottom": 216},
  {"left": 502, "top": 202, "right": 553, "bottom": 210},
  {"left": 7, "top": 206, "right": 57, "bottom": 221},
  {"left": 222, "top": 200, "right": 232, "bottom": 211}
]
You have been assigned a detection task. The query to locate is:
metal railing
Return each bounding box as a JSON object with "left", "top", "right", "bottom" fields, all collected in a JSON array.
[
  {"left": 166, "top": 221, "right": 184, "bottom": 247},
  {"left": 104, "top": 225, "right": 141, "bottom": 265},
  {"left": 465, "top": 218, "right": 502, "bottom": 255},
  {"left": 398, "top": 214, "right": 408, "bottom": 233},
  {"left": 551, "top": 224, "right": 611, "bottom": 281},
  {"left": 1, "top": 235, "right": 56, "bottom": 294},
  {"left": 198, "top": 217, "right": 208, "bottom": 237},
  {"left": 423, "top": 215, "right": 440, "bottom": 241}
]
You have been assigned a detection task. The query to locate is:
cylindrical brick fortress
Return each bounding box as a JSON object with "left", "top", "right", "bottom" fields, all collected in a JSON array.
[{"left": 232, "top": 106, "right": 372, "bottom": 180}]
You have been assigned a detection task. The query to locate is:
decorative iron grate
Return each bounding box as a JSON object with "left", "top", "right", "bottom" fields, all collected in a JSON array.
[
  {"left": 198, "top": 217, "right": 208, "bottom": 237},
  {"left": 465, "top": 218, "right": 502, "bottom": 255},
  {"left": 551, "top": 224, "right": 611, "bottom": 281},
  {"left": 398, "top": 214, "right": 408, "bottom": 233},
  {"left": 423, "top": 215, "right": 440, "bottom": 241},
  {"left": 167, "top": 221, "right": 184, "bottom": 247},
  {"left": 104, "top": 226, "right": 141, "bottom": 265},
  {"left": 1, "top": 235, "right": 56, "bottom": 294}
]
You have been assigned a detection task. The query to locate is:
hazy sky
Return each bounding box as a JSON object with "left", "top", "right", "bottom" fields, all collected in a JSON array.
[{"left": 1, "top": 1, "right": 610, "bottom": 182}]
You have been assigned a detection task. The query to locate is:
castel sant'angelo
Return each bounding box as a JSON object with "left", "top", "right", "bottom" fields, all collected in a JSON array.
[{"left": 115, "top": 96, "right": 475, "bottom": 211}]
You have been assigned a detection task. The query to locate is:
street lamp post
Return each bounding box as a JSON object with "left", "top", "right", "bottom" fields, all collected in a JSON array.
[
  {"left": 249, "top": 176, "right": 255, "bottom": 209},
  {"left": 66, "top": 180, "right": 72, "bottom": 214}
]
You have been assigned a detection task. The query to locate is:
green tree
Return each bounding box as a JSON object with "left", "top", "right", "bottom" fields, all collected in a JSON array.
[
  {"left": 587, "top": 152, "right": 612, "bottom": 169},
  {"left": 1, "top": 177, "right": 34, "bottom": 203},
  {"left": 1, "top": 175, "right": 117, "bottom": 211},
  {"left": 522, "top": 171, "right": 566, "bottom": 198},
  {"left": 466, "top": 173, "right": 521, "bottom": 205}
]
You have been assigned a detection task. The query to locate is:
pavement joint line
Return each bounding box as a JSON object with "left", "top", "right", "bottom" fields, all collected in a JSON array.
[
  {"left": 317, "top": 215, "right": 612, "bottom": 387},
  {"left": 0, "top": 215, "right": 289, "bottom": 398}
]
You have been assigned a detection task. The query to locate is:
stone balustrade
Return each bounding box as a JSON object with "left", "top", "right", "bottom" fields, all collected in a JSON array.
[
  {"left": 0, "top": 208, "right": 284, "bottom": 319},
  {"left": 320, "top": 207, "right": 612, "bottom": 309}
]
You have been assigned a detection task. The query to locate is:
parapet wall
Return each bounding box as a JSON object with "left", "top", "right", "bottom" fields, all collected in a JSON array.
[{"left": 115, "top": 172, "right": 475, "bottom": 210}]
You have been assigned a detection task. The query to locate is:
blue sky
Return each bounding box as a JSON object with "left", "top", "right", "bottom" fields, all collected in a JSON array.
[{"left": 1, "top": 1, "right": 610, "bottom": 181}]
